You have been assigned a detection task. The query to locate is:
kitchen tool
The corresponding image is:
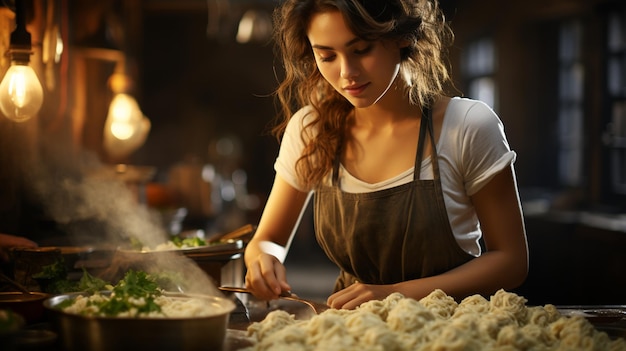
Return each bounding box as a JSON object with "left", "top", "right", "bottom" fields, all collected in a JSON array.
[
  {"left": 117, "top": 238, "right": 244, "bottom": 256},
  {"left": 44, "top": 291, "right": 236, "bottom": 351},
  {"left": 116, "top": 224, "right": 255, "bottom": 256},
  {"left": 557, "top": 306, "right": 626, "bottom": 324},
  {"left": 0, "top": 272, "right": 31, "bottom": 295},
  {"left": 218, "top": 286, "right": 329, "bottom": 314},
  {"left": 557, "top": 305, "right": 626, "bottom": 340},
  {"left": 207, "top": 224, "right": 257, "bottom": 244}
]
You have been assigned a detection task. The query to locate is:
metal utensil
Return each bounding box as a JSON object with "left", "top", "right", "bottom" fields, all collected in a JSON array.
[
  {"left": 218, "top": 286, "right": 329, "bottom": 314},
  {"left": 207, "top": 224, "right": 257, "bottom": 244},
  {"left": 0, "top": 271, "right": 32, "bottom": 295}
]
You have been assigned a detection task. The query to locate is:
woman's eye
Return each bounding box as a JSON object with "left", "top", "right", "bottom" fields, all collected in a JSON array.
[
  {"left": 319, "top": 54, "right": 335, "bottom": 62},
  {"left": 354, "top": 45, "right": 373, "bottom": 55}
]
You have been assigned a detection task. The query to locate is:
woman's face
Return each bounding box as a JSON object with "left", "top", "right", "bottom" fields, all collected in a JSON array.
[{"left": 307, "top": 10, "right": 403, "bottom": 108}]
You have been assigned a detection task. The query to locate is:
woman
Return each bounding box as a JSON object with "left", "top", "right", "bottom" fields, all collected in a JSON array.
[{"left": 244, "top": 0, "right": 528, "bottom": 310}]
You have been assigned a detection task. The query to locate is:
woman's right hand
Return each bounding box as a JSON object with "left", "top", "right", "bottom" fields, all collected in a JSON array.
[
  {"left": 243, "top": 175, "right": 310, "bottom": 300},
  {"left": 244, "top": 251, "right": 291, "bottom": 300}
]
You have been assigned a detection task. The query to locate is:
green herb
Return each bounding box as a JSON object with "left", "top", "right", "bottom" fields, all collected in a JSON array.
[
  {"left": 32, "top": 258, "right": 67, "bottom": 280},
  {"left": 76, "top": 269, "right": 111, "bottom": 294},
  {"left": 97, "top": 270, "right": 162, "bottom": 317},
  {"left": 94, "top": 294, "right": 161, "bottom": 317},
  {"left": 32, "top": 258, "right": 75, "bottom": 294},
  {"left": 33, "top": 260, "right": 111, "bottom": 294},
  {"left": 61, "top": 270, "right": 164, "bottom": 317},
  {"left": 55, "top": 299, "right": 75, "bottom": 310},
  {"left": 46, "top": 279, "right": 79, "bottom": 294},
  {"left": 113, "top": 270, "right": 161, "bottom": 299},
  {"left": 171, "top": 236, "right": 206, "bottom": 248}
]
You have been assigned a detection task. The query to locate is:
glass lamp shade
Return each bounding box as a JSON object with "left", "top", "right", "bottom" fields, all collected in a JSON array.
[
  {"left": 0, "top": 63, "right": 44, "bottom": 122},
  {"left": 106, "top": 93, "right": 143, "bottom": 140},
  {"left": 103, "top": 93, "right": 150, "bottom": 160}
]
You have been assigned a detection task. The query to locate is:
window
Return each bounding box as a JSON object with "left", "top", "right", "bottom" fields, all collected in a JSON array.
[
  {"left": 604, "top": 10, "right": 626, "bottom": 195},
  {"left": 557, "top": 20, "right": 584, "bottom": 187},
  {"left": 463, "top": 37, "right": 497, "bottom": 110}
]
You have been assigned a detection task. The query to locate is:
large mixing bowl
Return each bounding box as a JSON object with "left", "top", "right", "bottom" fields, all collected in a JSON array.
[{"left": 44, "top": 291, "right": 236, "bottom": 351}]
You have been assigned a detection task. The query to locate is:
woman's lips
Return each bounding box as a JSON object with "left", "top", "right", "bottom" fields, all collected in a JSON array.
[{"left": 343, "top": 82, "right": 370, "bottom": 96}]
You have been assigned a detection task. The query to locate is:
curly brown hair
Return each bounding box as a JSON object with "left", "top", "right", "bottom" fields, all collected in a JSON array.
[{"left": 271, "top": 0, "right": 453, "bottom": 188}]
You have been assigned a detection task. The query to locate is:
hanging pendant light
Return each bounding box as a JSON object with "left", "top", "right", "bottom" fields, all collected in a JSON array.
[
  {"left": 0, "top": 0, "right": 44, "bottom": 122},
  {"left": 103, "top": 70, "right": 150, "bottom": 161}
]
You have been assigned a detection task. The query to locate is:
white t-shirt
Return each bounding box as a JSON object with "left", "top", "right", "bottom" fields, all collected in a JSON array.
[{"left": 274, "top": 97, "right": 517, "bottom": 256}]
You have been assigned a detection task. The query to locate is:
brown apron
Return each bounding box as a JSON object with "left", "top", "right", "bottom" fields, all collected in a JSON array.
[{"left": 314, "top": 107, "right": 474, "bottom": 291}]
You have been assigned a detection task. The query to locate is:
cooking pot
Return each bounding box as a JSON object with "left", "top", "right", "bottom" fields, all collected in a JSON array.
[
  {"left": 98, "top": 240, "right": 244, "bottom": 288},
  {"left": 44, "top": 291, "right": 236, "bottom": 351},
  {"left": 0, "top": 292, "right": 49, "bottom": 324},
  {"left": 10, "top": 246, "right": 94, "bottom": 291},
  {"left": 107, "top": 224, "right": 255, "bottom": 286}
]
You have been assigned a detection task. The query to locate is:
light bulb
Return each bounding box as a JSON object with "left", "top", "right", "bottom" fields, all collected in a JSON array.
[
  {"left": 106, "top": 93, "right": 143, "bottom": 140},
  {"left": 0, "top": 63, "right": 44, "bottom": 122}
]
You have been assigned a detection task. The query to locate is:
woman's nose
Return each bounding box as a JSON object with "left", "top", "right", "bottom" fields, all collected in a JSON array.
[{"left": 340, "top": 59, "right": 359, "bottom": 79}]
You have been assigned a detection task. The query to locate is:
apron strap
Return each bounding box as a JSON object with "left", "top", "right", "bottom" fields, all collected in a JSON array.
[
  {"left": 331, "top": 119, "right": 345, "bottom": 185},
  {"left": 331, "top": 150, "right": 340, "bottom": 186},
  {"left": 414, "top": 106, "right": 431, "bottom": 180}
]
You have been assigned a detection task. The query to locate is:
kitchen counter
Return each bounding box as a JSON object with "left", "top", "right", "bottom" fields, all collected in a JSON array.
[{"left": 5, "top": 302, "right": 626, "bottom": 351}]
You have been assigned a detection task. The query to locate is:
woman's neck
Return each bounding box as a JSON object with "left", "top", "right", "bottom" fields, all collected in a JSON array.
[{"left": 352, "top": 99, "right": 422, "bottom": 130}]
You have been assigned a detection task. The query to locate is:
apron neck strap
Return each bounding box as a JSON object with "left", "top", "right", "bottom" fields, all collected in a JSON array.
[{"left": 415, "top": 105, "right": 440, "bottom": 180}]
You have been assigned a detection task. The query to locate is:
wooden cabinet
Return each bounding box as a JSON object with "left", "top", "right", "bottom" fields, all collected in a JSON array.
[{"left": 515, "top": 213, "right": 626, "bottom": 306}]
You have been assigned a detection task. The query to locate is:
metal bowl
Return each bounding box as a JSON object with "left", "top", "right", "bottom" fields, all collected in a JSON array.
[{"left": 44, "top": 291, "right": 236, "bottom": 351}]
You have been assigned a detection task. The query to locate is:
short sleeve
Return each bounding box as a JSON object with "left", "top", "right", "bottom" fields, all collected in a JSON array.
[
  {"left": 273, "top": 106, "right": 317, "bottom": 192},
  {"left": 458, "top": 101, "right": 516, "bottom": 196}
]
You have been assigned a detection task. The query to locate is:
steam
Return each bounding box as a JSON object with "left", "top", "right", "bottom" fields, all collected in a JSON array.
[
  {"left": 27, "top": 148, "right": 166, "bottom": 248},
  {"left": 21, "top": 140, "right": 222, "bottom": 296}
]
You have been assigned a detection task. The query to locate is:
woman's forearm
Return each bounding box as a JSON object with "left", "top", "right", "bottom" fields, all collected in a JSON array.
[{"left": 395, "top": 249, "right": 528, "bottom": 301}]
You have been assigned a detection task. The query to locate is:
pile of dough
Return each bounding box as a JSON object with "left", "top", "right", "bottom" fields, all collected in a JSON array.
[{"left": 243, "top": 289, "right": 626, "bottom": 351}]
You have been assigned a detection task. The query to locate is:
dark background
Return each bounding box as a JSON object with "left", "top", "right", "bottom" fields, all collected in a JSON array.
[{"left": 0, "top": 0, "right": 624, "bottom": 305}]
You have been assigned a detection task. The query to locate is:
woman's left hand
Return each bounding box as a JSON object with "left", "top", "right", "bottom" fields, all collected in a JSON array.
[{"left": 326, "top": 282, "right": 394, "bottom": 309}]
